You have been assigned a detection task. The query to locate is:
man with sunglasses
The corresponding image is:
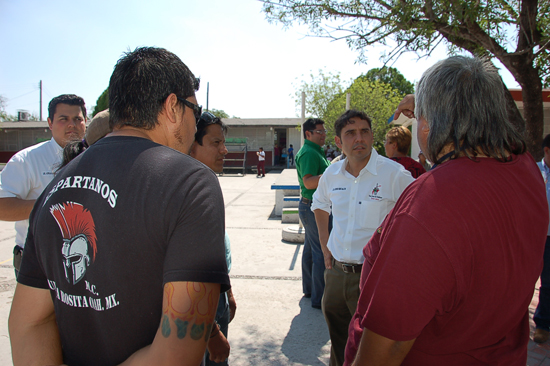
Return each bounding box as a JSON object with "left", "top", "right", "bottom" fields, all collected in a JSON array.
[
  {"left": 295, "top": 118, "right": 331, "bottom": 309},
  {"left": 190, "top": 111, "right": 237, "bottom": 366},
  {"left": 9, "top": 47, "right": 230, "bottom": 366}
]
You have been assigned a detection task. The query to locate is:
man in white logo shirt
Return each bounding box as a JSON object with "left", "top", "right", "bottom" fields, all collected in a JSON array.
[
  {"left": 0, "top": 94, "right": 86, "bottom": 274},
  {"left": 312, "top": 109, "right": 413, "bottom": 366}
]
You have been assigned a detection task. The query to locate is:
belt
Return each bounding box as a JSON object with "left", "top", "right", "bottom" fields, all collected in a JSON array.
[
  {"left": 333, "top": 259, "right": 362, "bottom": 274},
  {"left": 301, "top": 197, "right": 312, "bottom": 205}
]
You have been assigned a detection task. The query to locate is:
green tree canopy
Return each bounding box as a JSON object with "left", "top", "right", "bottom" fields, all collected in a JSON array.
[
  {"left": 92, "top": 88, "right": 109, "bottom": 117},
  {"left": 295, "top": 68, "right": 411, "bottom": 154},
  {"left": 324, "top": 79, "right": 403, "bottom": 156},
  {"left": 293, "top": 69, "right": 346, "bottom": 118},
  {"left": 209, "top": 108, "right": 230, "bottom": 119},
  {"left": 360, "top": 67, "right": 415, "bottom": 96},
  {"left": 262, "top": 0, "right": 550, "bottom": 159}
]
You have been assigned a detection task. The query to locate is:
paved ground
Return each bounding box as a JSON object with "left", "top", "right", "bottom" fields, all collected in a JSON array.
[{"left": 0, "top": 171, "right": 548, "bottom": 365}]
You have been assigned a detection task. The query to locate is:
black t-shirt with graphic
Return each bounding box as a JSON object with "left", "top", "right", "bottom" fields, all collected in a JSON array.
[{"left": 18, "top": 136, "right": 230, "bottom": 366}]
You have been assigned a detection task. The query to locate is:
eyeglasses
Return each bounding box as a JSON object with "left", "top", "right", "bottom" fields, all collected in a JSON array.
[
  {"left": 310, "top": 129, "right": 327, "bottom": 135},
  {"left": 177, "top": 97, "right": 202, "bottom": 123}
]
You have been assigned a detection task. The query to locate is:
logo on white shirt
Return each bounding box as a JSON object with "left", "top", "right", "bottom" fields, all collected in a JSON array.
[{"left": 369, "top": 183, "right": 383, "bottom": 201}]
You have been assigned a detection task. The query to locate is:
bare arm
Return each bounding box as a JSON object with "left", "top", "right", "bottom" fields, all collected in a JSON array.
[
  {"left": 119, "top": 281, "right": 221, "bottom": 366},
  {"left": 0, "top": 197, "right": 36, "bottom": 221},
  {"left": 206, "top": 324, "right": 230, "bottom": 363},
  {"left": 9, "top": 283, "right": 63, "bottom": 366},
  {"left": 227, "top": 288, "right": 236, "bottom": 322},
  {"left": 314, "top": 209, "right": 332, "bottom": 269},
  {"left": 394, "top": 94, "right": 416, "bottom": 120},
  {"left": 302, "top": 174, "right": 322, "bottom": 190},
  {"left": 351, "top": 327, "right": 415, "bottom": 366}
]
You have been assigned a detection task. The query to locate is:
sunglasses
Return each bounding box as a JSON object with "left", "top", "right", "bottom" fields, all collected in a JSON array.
[
  {"left": 199, "top": 111, "right": 218, "bottom": 125},
  {"left": 177, "top": 97, "right": 202, "bottom": 123}
]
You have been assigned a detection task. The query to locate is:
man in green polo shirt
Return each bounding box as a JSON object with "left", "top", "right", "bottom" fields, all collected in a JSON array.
[{"left": 296, "top": 118, "right": 330, "bottom": 309}]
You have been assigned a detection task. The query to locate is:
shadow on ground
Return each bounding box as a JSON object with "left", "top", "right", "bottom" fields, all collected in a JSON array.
[{"left": 281, "top": 297, "right": 330, "bottom": 365}]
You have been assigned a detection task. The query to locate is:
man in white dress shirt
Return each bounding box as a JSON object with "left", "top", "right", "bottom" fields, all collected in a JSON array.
[
  {"left": 0, "top": 94, "right": 87, "bottom": 274},
  {"left": 312, "top": 109, "right": 414, "bottom": 366}
]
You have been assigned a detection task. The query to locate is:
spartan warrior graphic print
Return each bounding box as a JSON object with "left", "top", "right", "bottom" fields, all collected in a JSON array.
[{"left": 50, "top": 202, "right": 97, "bottom": 285}]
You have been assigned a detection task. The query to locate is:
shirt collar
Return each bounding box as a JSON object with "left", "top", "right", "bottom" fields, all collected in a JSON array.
[
  {"left": 304, "top": 138, "right": 324, "bottom": 153},
  {"left": 542, "top": 158, "right": 550, "bottom": 172},
  {"left": 336, "top": 148, "right": 379, "bottom": 176}
]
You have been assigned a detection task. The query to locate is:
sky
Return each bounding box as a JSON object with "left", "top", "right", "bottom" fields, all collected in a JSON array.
[{"left": 0, "top": 0, "right": 520, "bottom": 120}]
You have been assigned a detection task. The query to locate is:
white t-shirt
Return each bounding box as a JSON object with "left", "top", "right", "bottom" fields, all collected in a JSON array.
[
  {"left": 312, "top": 148, "right": 414, "bottom": 263},
  {"left": 258, "top": 151, "right": 265, "bottom": 161},
  {"left": 0, "top": 138, "right": 63, "bottom": 247}
]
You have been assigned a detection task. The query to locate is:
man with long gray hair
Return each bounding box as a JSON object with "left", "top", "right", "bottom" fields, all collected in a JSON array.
[{"left": 345, "top": 56, "right": 548, "bottom": 365}]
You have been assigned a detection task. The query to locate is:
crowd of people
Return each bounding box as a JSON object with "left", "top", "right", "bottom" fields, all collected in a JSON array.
[{"left": 0, "top": 47, "right": 548, "bottom": 366}]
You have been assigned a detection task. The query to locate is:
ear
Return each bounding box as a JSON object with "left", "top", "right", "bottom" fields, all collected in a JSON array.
[
  {"left": 544, "top": 147, "right": 550, "bottom": 156},
  {"left": 334, "top": 136, "right": 342, "bottom": 149},
  {"left": 47, "top": 118, "right": 53, "bottom": 130},
  {"left": 162, "top": 93, "right": 180, "bottom": 125}
]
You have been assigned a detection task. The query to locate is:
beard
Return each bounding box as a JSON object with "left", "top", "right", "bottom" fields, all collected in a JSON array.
[{"left": 173, "top": 120, "right": 192, "bottom": 155}]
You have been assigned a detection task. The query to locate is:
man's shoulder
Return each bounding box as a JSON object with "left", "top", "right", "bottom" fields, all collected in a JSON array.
[
  {"left": 323, "top": 160, "right": 343, "bottom": 176},
  {"left": 10, "top": 140, "right": 54, "bottom": 161},
  {"left": 377, "top": 155, "right": 409, "bottom": 172}
]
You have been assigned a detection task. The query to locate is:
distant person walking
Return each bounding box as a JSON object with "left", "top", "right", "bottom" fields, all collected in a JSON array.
[
  {"left": 257, "top": 147, "right": 265, "bottom": 177},
  {"left": 288, "top": 144, "right": 294, "bottom": 166}
]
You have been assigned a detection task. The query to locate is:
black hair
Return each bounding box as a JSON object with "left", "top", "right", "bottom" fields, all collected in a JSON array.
[
  {"left": 302, "top": 118, "right": 325, "bottom": 139},
  {"left": 108, "top": 47, "right": 198, "bottom": 130},
  {"left": 542, "top": 134, "right": 550, "bottom": 150},
  {"left": 48, "top": 94, "right": 86, "bottom": 121},
  {"left": 195, "top": 112, "right": 228, "bottom": 145},
  {"left": 334, "top": 110, "right": 372, "bottom": 137}
]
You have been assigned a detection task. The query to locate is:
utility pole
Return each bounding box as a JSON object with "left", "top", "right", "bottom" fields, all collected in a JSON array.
[
  {"left": 206, "top": 82, "right": 210, "bottom": 111},
  {"left": 39, "top": 80, "right": 43, "bottom": 121}
]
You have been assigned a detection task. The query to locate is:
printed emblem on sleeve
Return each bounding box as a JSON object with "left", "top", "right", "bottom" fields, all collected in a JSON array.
[{"left": 50, "top": 202, "right": 97, "bottom": 285}]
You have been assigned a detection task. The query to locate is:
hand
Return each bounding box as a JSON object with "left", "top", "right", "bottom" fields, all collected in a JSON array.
[
  {"left": 394, "top": 94, "right": 416, "bottom": 120},
  {"left": 321, "top": 246, "right": 333, "bottom": 269},
  {"left": 207, "top": 330, "right": 230, "bottom": 363},
  {"left": 227, "top": 290, "right": 237, "bottom": 323}
]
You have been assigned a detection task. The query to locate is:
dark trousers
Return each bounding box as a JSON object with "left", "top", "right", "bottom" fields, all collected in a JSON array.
[
  {"left": 257, "top": 161, "right": 265, "bottom": 176},
  {"left": 299, "top": 200, "right": 325, "bottom": 307},
  {"left": 535, "top": 236, "right": 550, "bottom": 330}
]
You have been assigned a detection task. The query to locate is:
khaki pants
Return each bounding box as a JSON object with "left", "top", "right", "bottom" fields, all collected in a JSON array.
[{"left": 322, "top": 263, "right": 361, "bottom": 366}]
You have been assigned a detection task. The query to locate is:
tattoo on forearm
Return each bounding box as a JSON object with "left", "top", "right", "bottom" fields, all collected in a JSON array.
[{"left": 162, "top": 283, "right": 216, "bottom": 340}]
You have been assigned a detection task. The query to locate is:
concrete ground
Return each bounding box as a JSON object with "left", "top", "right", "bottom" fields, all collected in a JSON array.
[{"left": 0, "top": 171, "right": 547, "bottom": 365}]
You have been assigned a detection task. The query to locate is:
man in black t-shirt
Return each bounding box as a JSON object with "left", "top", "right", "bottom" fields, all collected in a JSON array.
[{"left": 9, "top": 47, "right": 230, "bottom": 366}]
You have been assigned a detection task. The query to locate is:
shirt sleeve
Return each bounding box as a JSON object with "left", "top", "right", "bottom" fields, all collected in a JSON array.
[
  {"left": 360, "top": 213, "right": 458, "bottom": 341},
  {"left": 311, "top": 172, "right": 331, "bottom": 214},
  {"left": 0, "top": 154, "right": 33, "bottom": 199},
  {"left": 163, "top": 169, "right": 230, "bottom": 292},
  {"left": 17, "top": 206, "right": 49, "bottom": 289},
  {"left": 391, "top": 168, "right": 415, "bottom": 202},
  {"left": 300, "top": 152, "right": 322, "bottom": 178}
]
